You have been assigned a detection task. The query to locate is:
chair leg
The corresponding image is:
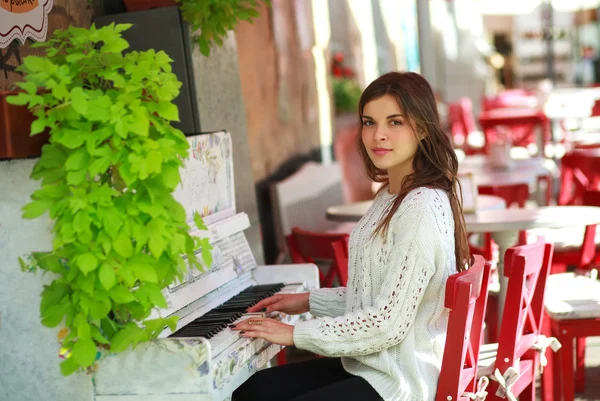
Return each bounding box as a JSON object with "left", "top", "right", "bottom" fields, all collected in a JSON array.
[
  {"left": 575, "top": 337, "right": 586, "bottom": 393},
  {"left": 541, "top": 314, "right": 555, "bottom": 401},
  {"left": 558, "top": 330, "right": 575, "bottom": 401}
]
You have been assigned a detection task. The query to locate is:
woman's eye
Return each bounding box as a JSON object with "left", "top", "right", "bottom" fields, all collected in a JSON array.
[
  {"left": 390, "top": 120, "right": 403, "bottom": 126},
  {"left": 362, "top": 120, "right": 374, "bottom": 126}
]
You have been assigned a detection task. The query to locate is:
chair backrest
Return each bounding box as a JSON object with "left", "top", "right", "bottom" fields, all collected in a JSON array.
[
  {"left": 478, "top": 183, "right": 529, "bottom": 209},
  {"left": 558, "top": 151, "right": 600, "bottom": 205},
  {"left": 494, "top": 238, "right": 553, "bottom": 390},
  {"left": 436, "top": 255, "right": 491, "bottom": 401},
  {"left": 271, "top": 162, "right": 345, "bottom": 252},
  {"left": 577, "top": 189, "right": 600, "bottom": 269},
  {"left": 286, "top": 227, "right": 350, "bottom": 287}
]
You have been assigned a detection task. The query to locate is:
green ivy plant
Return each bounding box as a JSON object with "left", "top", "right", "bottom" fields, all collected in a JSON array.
[
  {"left": 332, "top": 77, "right": 362, "bottom": 115},
  {"left": 177, "top": 0, "right": 270, "bottom": 56},
  {"left": 8, "top": 23, "right": 212, "bottom": 376}
]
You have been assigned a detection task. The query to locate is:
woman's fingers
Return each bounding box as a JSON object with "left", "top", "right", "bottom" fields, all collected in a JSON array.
[{"left": 246, "top": 296, "right": 281, "bottom": 312}]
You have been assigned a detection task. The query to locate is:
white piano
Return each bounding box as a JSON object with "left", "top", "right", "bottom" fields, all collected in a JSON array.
[{"left": 0, "top": 131, "right": 319, "bottom": 401}]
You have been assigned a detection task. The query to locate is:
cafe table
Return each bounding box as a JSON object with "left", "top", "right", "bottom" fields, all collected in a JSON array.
[{"left": 459, "top": 155, "right": 557, "bottom": 205}]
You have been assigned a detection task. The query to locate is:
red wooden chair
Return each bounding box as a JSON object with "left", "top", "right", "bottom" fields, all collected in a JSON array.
[
  {"left": 280, "top": 228, "right": 350, "bottom": 366},
  {"left": 472, "top": 183, "right": 531, "bottom": 343},
  {"left": 436, "top": 255, "right": 492, "bottom": 401},
  {"left": 543, "top": 190, "right": 600, "bottom": 401},
  {"left": 478, "top": 238, "right": 554, "bottom": 401},
  {"left": 448, "top": 98, "right": 486, "bottom": 155},
  {"left": 286, "top": 227, "right": 349, "bottom": 287}
]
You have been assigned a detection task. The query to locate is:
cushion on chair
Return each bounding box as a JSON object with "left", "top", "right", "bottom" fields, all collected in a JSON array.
[{"left": 544, "top": 273, "right": 600, "bottom": 320}]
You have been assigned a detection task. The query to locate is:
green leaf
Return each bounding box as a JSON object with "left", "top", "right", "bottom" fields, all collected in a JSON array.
[
  {"left": 77, "top": 270, "right": 96, "bottom": 295},
  {"left": 193, "top": 212, "right": 208, "bottom": 231},
  {"left": 110, "top": 323, "right": 143, "bottom": 353},
  {"left": 198, "top": 36, "right": 210, "bottom": 56},
  {"left": 88, "top": 298, "right": 111, "bottom": 320},
  {"left": 144, "top": 284, "right": 167, "bottom": 309},
  {"left": 22, "top": 200, "right": 51, "bottom": 219},
  {"left": 60, "top": 357, "right": 80, "bottom": 376},
  {"left": 102, "top": 208, "right": 122, "bottom": 239},
  {"left": 91, "top": 325, "right": 110, "bottom": 344},
  {"left": 70, "top": 87, "right": 89, "bottom": 116},
  {"left": 156, "top": 101, "right": 179, "bottom": 121},
  {"left": 148, "top": 235, "right": 166, "bottom": 259},
  {"left": 30, "top": 119, "right": 46, "bottom": 135},
  {"left": 77, "top": 253, "right": 98, "bottom": 275},
  {"left": 65, "top": 148, "right": 89, "bottom": 171},
  {"left": 130, "top": 262, "right": 157, "bottom": 283},
  {"left": 41, "top": 302, "right": 68, "bottom": 327},
  {"left": 98, "top": 264, "right": 116, "bottom": 290},
  {"left": 66, "top": 169, "right": 87, "bottom": 186},
  {"left": 109, "top": 286, "right": 136, "bottom": 304},
  {"left": 113, "top": 233, "right": 133, "bottom": 258},
  {"left": 6, "top": 92, "right": 29, "bottom": 106},
  {"left": 72, "top": 337, "right": 97, "bottom": 368},
  {"left": 162, "top": 164, "right": 180, "bottom": 189},
  {"left": 89, "top": 157, "right": 111, "bottom": 177}
]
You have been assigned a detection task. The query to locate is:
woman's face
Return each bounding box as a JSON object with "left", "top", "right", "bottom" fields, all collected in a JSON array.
[{"left": 361, "top": 94, "right": 420, "bottom": 178}]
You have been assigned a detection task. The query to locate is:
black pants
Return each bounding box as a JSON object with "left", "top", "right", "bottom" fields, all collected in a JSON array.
[{"left": 232, "top": 357, "right": 383, "bottom": 401}]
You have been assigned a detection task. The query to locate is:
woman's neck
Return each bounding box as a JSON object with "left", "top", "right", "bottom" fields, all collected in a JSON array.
[{"left": 387, "top": 160, "right": 415, "bottom": 194}]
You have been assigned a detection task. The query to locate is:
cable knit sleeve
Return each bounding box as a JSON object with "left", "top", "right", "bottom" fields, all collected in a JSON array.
[
  {"left": 309, "top": 287, "right": 347, "bottom": 318},
  {"left": 293, "top": 199, "right": 440, "bottom": 357}
]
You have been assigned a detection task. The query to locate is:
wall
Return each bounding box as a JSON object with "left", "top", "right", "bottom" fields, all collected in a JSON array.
[
  {"left": 0, "top": 160, "right": 94, "bottom": 401},
  {"left": 235, "top": 1, "right": 322, "bottom": 184}
]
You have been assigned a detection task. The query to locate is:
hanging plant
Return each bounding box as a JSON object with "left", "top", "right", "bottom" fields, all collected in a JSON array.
[
  {"left": 177, "top": 0, "right": 271, "bottom": 56},
  {"left": 8, "top": 23, "right": 212, "bottom": 376}
]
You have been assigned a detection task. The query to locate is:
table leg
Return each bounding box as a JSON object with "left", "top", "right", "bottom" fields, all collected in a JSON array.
[{"left": 490, "top": 230, "right": 519, "bottom": 325}]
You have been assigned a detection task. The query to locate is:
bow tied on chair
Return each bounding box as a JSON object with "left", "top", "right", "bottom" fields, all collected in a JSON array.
[
  {"left": 462, "top": 376, "right": 489, "bottom": 400},
  {"left": 530, "top": 334, "right": 562, "bottom": 373},
  {"left": 492, "top": 366, "right": 519, "bottom": 401}
]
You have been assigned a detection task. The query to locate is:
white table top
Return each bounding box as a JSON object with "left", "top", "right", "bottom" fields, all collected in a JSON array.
[
  {"left": 326, "top": 194, "right": 506, "bottom": 223},
  {"left": 464, "top": 206, "right": 600, "bottom": 233},
  {"left": 458, "top": 156, "right": 557, "bottom": 186}
]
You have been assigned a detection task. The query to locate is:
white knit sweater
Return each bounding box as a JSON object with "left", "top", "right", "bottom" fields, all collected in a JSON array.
[{"left": 293, "top": 187, "right": 456, "bottom": 401}]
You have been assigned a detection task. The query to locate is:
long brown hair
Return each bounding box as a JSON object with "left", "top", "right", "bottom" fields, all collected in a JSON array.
[{"left": 357, "top": 72, "right": 469, "bottom": 272}]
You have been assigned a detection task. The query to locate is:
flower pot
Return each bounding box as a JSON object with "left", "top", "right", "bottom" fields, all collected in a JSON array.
[
  {"left": 122, "top": 0, "right": 176, "bottom": 12},
  {"left": 0, "top": 91, "right": 49, "bottom": 159}
]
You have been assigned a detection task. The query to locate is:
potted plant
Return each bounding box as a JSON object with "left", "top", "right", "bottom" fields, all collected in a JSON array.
[
  {"left": 10, "top": 23, "right": 212, "bottom": 376},
  {"left": 0, "top": 89, "right": 50, "bottom": 159},
  {"left": 121, "top": 0, "right": 267, "bottom": 56}
]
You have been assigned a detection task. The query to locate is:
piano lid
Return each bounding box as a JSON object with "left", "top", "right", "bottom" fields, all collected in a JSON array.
[{"left": 150, "top": 131, "right": 258, "bottom": 322}]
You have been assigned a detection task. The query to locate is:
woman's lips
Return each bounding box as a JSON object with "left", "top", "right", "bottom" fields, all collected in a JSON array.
[{"left": 372, "top": 148, "right": 392, "bottom": 156}]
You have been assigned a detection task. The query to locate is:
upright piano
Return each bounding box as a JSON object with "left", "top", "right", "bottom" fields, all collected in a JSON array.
[{"left": 89, "top": 131, "right": 319, "bottom": 400}]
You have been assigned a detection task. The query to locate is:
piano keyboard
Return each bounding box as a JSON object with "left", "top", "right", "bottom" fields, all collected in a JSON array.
[{"left": 168, "top": 283, "right": 302, "bottom": 357}]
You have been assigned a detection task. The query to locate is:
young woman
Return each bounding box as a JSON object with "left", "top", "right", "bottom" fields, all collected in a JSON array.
[{"left": 231, "top": 72, "right": 470, "bottom": 401}]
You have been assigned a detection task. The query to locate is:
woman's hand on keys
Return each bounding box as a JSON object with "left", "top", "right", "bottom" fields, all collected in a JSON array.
[{"left": 247, "top": 293, "right": 310, "bottom": 315}]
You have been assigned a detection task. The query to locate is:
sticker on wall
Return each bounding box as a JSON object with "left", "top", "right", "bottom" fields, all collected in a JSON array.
[{"left": 0, "top": 0, "right": 54, "bottom": 48}]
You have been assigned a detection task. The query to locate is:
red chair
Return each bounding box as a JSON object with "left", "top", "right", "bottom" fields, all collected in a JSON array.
[
  {"left": 448, "top": 98, "right": 485, "bottom": 155},
  {"left": 286, "top": 227, "right": 349, "bottom": 287},
  {"left": 436, "top": 255, "right": 492, "bottom": 401},
  {"left": 543, "top": 190, "right": 600, "bottom": 401},
  {"left": 480, "top": 238, "right": 554, "bottom": 401}
]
